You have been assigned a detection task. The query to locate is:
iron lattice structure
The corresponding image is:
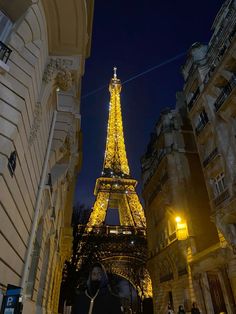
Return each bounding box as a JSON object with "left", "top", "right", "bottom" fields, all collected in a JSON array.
[
  {"left": 62, "top": 69, "right": 152, "bottom": 304},
  {"left": 87, "top": 68, "right": 146, "bottom": 230}
]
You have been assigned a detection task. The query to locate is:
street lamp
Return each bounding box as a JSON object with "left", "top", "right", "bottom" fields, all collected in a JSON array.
[
  {"left": 175, "top": 216, "right": 188, "bottom": 240},
  {"left": 175, "top": 216, "right": 181, "bottom": 223}
]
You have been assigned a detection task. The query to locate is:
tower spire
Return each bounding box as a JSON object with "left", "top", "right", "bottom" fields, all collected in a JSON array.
[
  {"left": 103, "top": 68, "right": 130, "bottom": 177},
  {"left": 113, "top": 66, "right": 117, "bottom": 79}
]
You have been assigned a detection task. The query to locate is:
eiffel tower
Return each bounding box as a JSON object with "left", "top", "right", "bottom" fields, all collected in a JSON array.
[
  {"left": 62, "top": 69, "right": 152, "bottom": 308},
  {"left": 87, "top": 68, "right": 147, "bottom": 230}
]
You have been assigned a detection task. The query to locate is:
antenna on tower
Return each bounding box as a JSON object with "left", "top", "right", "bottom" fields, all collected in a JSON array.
[{"left": 113, "top": 66, "right": 117, "bottom": 79}]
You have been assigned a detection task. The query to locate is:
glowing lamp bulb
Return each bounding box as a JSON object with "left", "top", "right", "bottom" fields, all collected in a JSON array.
[{"left": 175, "top": 216, "right": 181, "bottom": 223}]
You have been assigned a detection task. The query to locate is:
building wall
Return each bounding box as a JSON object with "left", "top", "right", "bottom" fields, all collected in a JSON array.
[
  {"left": 0, "top": 1, "right": 94, "bottom": 313},
  {"left": 182, "top": 0, "right": 236, "bottom": 312},
  {"left": 183, "top": 0, "right": 236, "bottom": 252},
  {"left": 142, "top": 1, "right": 236, "bottom": 313},
  {"left": 142, "top": 105, "right": 219, "bottom": 313}
]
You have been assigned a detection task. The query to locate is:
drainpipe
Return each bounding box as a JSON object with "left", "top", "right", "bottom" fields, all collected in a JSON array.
[{"left": 21, "top": 110, "right": 57, "bottom": 294}]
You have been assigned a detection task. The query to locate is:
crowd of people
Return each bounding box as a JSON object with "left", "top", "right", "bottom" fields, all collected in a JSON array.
[{"left": 167, "top": 301, "right": 201, "bottom": 314}]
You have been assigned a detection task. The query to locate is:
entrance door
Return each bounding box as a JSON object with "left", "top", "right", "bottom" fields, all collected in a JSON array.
[{"left": 207, "top": 272, "right": 227, "bottom": 313}]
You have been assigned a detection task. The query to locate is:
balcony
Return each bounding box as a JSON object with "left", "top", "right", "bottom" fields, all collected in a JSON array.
[
  {"left": 144, "top": 147, "right": 173, "bottom": 187},
  {"left": 0, "top": 41, "right": 12, "bottom": 63},
  {"left": 148, "top": 172, "right": 169, "bottom": 205},
  {"left": 202, "top": 147, "right": 218, "bottom": 168},
  {"left": 203, "top": 64, "right": 216, "bottom": 85},
  {"left": 214, "top": 188, "right": 230, "bottom": 207},
  {"left": 187, "top": 87, "right": 200, "bottom": 111},
  {"left": 195, "top": 116, "right": 209, "bottom": 136},
  {"left": 214, "top": 75, "right": 236, "bottom": 111},
  {"left": 169, "top": 232, "right": 177, "bottom": 242}
]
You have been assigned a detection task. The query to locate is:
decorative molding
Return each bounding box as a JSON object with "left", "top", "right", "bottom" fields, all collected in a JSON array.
[
  {"left": 43, "top": 58, "right": 73, "bottom": 91},
  {"left": 28, "top": 103, "right": 42, "bottom": 146},
  {"left": 56, "top": 69, "right": 73, "bottom": 91}
]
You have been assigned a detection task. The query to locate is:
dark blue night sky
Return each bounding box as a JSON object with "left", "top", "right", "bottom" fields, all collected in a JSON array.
[{"left": 74, "top": 0, "right": 224, "bottom": 208}]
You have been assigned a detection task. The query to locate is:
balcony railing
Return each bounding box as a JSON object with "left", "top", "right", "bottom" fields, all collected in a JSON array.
[
  {"left": 86, "top": 225, "right": 146, "bottom": 236},
  {"left": 187, "top": 87, "right": 200, "bottom": 111},
  {"left": 148, "top": 172, "right": 169, "bottom": 205},
  {"left": 214, "top": 75, "right": 236, "bottom": 111},
  {"left": 203, "top": 64, "right": 216, "bottom": 85},
  {"left": 169, "top": 232, "right": 177, "bottom": 242},
  {"left": 214, "top": 188, "right": 230, "bottom": 207},
  {"left": 144, "top": 146, "right": 173, "bottom": 187},
  {"left": 0, "top": 41, "right": 12, "bottom": 63},
  {"left": 195, "top": 117, "right": 209, "bottom": 136},
  {"left": 203, "top": 147, "right": 218, "bottom": 168}
]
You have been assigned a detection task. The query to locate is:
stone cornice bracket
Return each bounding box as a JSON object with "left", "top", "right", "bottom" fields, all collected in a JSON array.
[
  {"left": 43, "top": 58, "right": 74, "bottom": 91},
  {"left": 28, "top": 102, "right": 42, "bottom": 146}
]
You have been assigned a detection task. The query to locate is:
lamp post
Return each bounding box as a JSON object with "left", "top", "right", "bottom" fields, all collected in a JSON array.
[{"left": 175, "top": 216, "right": 188, "bottom": 240}]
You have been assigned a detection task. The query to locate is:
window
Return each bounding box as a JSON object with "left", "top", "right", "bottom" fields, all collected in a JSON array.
[
  {"left": 197, "top": 110, "right": 208, "bottom": 126},
  {"left": 194, "top": 109, "right": 209, "bottom": 135},
  {"left": 8, "top": 151, "right": 17, "bottom": 177},
  {"left": 214, "top": 173, "right": 226, "bottom": 196},
  {"left": 0, "top": 11, "right": 13, "bottom": 42},
  {"left": 168, "top": 219, "right": 176, "bottom": 236},
  {"left": 232, "top": 115, "right": 236, "bottom": 137}
]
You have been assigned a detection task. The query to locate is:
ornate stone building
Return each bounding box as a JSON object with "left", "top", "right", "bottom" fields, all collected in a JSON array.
[
  {"left": 141, "top": 101, "right": 219, "bottom": 313},
  {"left": 183, "top": 0, "right": 236, "bottom": 255},
  {"left": 0, "top": 1, "right": 94, "bottom": 313},
  {"left": 142, "top": 0, "right": 236, "bottom": 313},
  {"left": 182, "top": 0, "right": 236, "bottom": 312}
]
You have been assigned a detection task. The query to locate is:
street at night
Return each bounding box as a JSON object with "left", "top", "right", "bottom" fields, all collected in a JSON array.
[{"left": 1, "top": 1, "right": 236, "bottom": 314}]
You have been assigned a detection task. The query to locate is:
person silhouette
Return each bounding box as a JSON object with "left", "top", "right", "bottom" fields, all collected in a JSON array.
[
  {"left": 191, "top": 302, "right": 201, "bottom": 314},
  {"left": 178, "top": 304, "right": 185, "bottom": 313},
  {"left": 72, "top": 262, "right": 123, "bottom": 314},
  {"left": 167, "top": 303, "right": 174, "bottom": 314}
]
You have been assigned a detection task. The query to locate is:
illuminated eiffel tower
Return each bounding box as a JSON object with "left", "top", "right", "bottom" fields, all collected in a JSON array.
[
  {"left": 87, "top": 68, "right": 146, "bottom": 229},
  {"left": 67, "top": 68, "right": 152, "bottom": 302}
]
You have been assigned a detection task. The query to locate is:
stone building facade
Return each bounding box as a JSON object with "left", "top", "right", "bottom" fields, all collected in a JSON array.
[
  {"left": 0, "top": 1, "right": 94, "bottom": 313},
  {"left": 142, "top": 0, "right": 236, "bottom": 313},
  {"left": 141, "top": 102, "right": 219, "bottom": 313},
  {"left": 182, "top": 0, "right": 236, "bottom": 312}
]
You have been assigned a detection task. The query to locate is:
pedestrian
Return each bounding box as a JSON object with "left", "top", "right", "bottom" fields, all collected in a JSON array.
[
  {"left": 167, "top": 303, "right": 174, "bottom": 314},
  {"left": 72, "top": 262, "right": 123, "bottom": 314},
  {"left": 191, "top": 302, "right": 201, "bottom": 314},
  {"left": 178, "top": 304, "right": 185, "bottom": 313}
]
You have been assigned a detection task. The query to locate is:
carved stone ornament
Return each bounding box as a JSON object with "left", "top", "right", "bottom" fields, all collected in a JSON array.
[
  {"left": 43, "top": 58, "right": 73, "bottom": 91},
  {"left": 56, "top": 69, "right": 73, "bottom": 91},
  {"left": 28, "top": 103, "right": 42, "bottom": 146}
]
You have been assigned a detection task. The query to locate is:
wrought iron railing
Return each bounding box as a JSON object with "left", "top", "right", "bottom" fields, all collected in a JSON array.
[
  {"left": 187, "top": 87, "right": 200, "bottom": 111},
  {"left": 202, "top": 147, "right": 218, "bottom": 168},
  {"left": 214, "top": 75, "right": 236, "bottom": 111},
  {"left": 148, "top": 172, "right": 169, "bottom": 205},
  {"left": 85, "top": 225, "right": 146, "bottom": 236},
  {"left": 214, "top": 188, "right": 230, "bottom": 207},
  {"left": 0, "top": 41, "right": 12, "bottom": 63},
  {"left": 144, "top": 146, "right": 173, "bottom": 187},
  {"left": 169, "top": 232, "right": 177, "bottom": 242}
]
